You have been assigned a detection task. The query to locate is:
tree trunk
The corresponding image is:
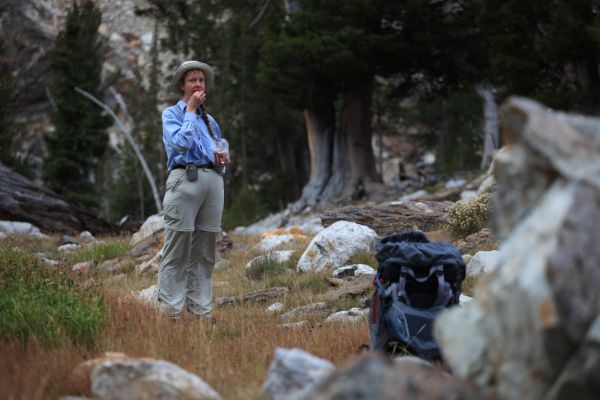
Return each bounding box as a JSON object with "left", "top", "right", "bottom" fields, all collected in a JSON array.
[
  {"left": 290, "top": 92, "right": 335, "bottom": 212},
  {"left": 476, "top": 83, "right": 500, "bottom": 170},
  {"left": 319, "top": 125, "right": 348, "bottom": 204},
  {"left": 339, "top": 83, "right": 380, "bottom": 199}
]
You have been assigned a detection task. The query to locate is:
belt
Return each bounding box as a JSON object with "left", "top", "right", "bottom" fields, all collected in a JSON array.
[{"left": 172, "top": 163, "right": 214, "bottom": 170}]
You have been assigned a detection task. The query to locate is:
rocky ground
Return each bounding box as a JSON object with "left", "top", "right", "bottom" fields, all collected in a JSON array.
[{"left": 1, "top": 97, "right": 598, "bottom": 399}]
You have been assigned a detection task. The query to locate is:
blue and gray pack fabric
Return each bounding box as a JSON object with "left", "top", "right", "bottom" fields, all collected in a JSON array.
[{"left": 369, "top": 231, "right": 466, "bottom": 361}]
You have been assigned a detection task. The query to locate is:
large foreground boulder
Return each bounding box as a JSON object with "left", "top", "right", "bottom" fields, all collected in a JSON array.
[
  {"left": 296, "top": 354, "right": 480, "bottom": 400},
  {"left": 262, "top": 347, "right": 335, "bottom": 400},
  {"left": 435, "top": 97, "right": 600, "bottom": 400}
]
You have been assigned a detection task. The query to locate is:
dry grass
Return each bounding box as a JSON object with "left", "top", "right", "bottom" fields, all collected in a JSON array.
[
  {"left": 0, "top": 232, "right": 369, "bottom": 400},
  {"left": 1, "top": 228, "right": 484, "bottom": 399}
]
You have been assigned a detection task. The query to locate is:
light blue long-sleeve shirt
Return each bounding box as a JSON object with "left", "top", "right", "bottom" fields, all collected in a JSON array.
[{"left": 162, "top": 100, "right": 223, "bottom": 170}]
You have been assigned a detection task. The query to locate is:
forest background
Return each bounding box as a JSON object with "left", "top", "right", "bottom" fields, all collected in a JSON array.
[{"left": 1, "top": 0, "right": 599, "bottom": 229}]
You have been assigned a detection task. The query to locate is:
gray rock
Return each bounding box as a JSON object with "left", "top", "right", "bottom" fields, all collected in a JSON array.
[
  {"left": 324, "top": 307, "right": 369, "bottom": 324},
  {"left": 246, "top": 250, "right": 295, "bottom": 271},
  {"left": 136, "top": 285, "right": 158, "bottom": 307},
  {"left": 466, "top": 250, "right": 500, "bottom": 276},
  {"left": 280, "top": 302, "right": 330, "bottom": 322},
  {"left": 0, "top": 220, "right": 49, "bottom": 239},
  {"left": 279, "top": 321, "right": 308, "bottom": 329},
  {"left": 332, "top": 264, "right": 376, "bottom": 278},
  {"left": 254, "top": 234, "right": 298, "bottom": 252},
  {"left": 297, "top": 221, "right": 377, "bottom": 272},
  {"left": 130, "top": 214, "right": 163, "bottom": 245},
  {"left": 97, "top": 256, "right": 133, "bottom": 273},
  {"left": 435, "top": 97, "right": 600, "bottom": 400},
  {"left": 266, "top": 303, "right": 284, "bottom": 314},
  {"left": 296, "top": 353, "right": 480, "bottom": 400},
  {"left": 72, "top": 260, "right": 97, "bottom": 274},
  {"left": 41, "top": 258, "right": 61, "bottom": 266},
  {"left": 262, "top": 348, "right": 335, "bottom": 400},
  {"left": 91, "top": 357, "right": 221, "bottom": 400},
  {"left": 546, "top": 315, "right": 600, "bottom": 400},
  {"left": 135, "top": 250, "right": 162, "bottom": 275},
  {"left": 58, "top": 243, "right": 80, "bottom": 252}
]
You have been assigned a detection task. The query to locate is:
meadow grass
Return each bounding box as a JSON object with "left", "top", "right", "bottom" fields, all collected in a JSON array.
[
  {"left": 0, "top": 233, "right": 371, "bottom": 399},
  {"left": 0, "top": 230, "right": 485, "bottom": 399}
]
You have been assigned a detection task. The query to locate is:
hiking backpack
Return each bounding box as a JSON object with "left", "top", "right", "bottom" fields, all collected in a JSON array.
[{"left": 369, "top": 231, "right": 466, "bottom": 361}]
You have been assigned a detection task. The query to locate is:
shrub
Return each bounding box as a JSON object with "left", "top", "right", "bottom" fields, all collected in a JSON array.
[
  {"left": 0, "top": 247, "right": 105, "bottom": 348},
  {"left": 245, "top": 254, "right": 289, "bottom": 281},
  {"left": 446, "top": 191, "right": 492, "bottom": 236}
]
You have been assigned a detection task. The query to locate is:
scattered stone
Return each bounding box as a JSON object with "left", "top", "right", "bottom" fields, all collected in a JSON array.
[
  {"left": 215, "top": 287, "right": 290, "bottom": 308},
  {"left": 446, "top": 178, "right": 466, "bottom": 189},
  {"left": 62, "top": 234, "right": 78, "bottom": 244},
  {"left": 279, "top": 321, "right": 308, "bottom": 329},
  {"left": 398, "top": 189, "right": 428, "bottom": 201},
  {"left": 453, "top": 228, "right": 497, "bottom": 255},
  {"left": 262, "top": 347, "right": 335, "bottom": 400},
  {"left": 297, "top": 221, "right": 377, "bottom": 272},
  {"left": 89, "top": 355, "right": 222, "bottom": 400},
  {"left": 318, "top": 275, "right": 373, "bottom": 303},
  {"left": 215, "top": 296, "right": 237, "bottom": 308},
  {"left": 136, "top": 285, "right": 158, "bottom": 307},
  {"left": 466, "top": 250, "right": 500, "bottom": 276},
  {"left": 332, "top": 264, "right": 376, "bottom": 278},
  {"left": 97, "top": 256, "right": 133, "bottom": 273},
  {"left": 266, "top": 303, "right": 285, "bottom": 314},
  {"left": 128, "top": 230, "right": 162, "bottom": 258},
  {"left": 0, "top": 220, "right": 48, "bottom": 239},
  {"left": 79, "top": 231, "right": 96, "bottom": 242},
  {"left": 41, "top": 258, "right": 61, "bottom": 266},
  {"left": 280, "top": 302, "right": 330, "bottom": 322},
  {"left": 243, "top": 287, "right": 289, "bottom": 304},
  {"left": 130, "top": 214, "right": 163, "bottom": 245},
  {"left": 58, "top": 243, "right": 80, "bottom": 252},
  {"left": 135, "top": 250, "right": 162, "bottom": 275},
  {"left": 72, "top": 260, "right": 97, "bottom": 274},
  {"left": 245, "top": 250, "right": 295, "bottom": 274},
  {"left": 296, "top": 353, "right": 480, "bottom": 400},
  {"left": 217, "top": 231, "right": 233, "bottom": 253},
  {"left": 460, "top": 190, "right": 478, "bottom": 201},
  {"left": 324, "top": 308, "right": 369, "bottom": 324},
  {"left": 254, "top": 234, "right": 297, "bottom": 253}
]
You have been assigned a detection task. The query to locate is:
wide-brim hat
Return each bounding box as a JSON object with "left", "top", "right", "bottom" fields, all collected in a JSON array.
[{"left": 169, "top": 60, "right": 215, "bottom": 95}]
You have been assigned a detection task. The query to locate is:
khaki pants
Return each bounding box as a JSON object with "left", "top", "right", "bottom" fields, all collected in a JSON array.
[{"left": 158, "top": 168, "right": 224, "bottom": 318}]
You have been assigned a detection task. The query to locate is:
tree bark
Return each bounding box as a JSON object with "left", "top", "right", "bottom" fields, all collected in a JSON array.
[
  {"left": 476, "top": 83, "right": 500, "bottom": 170},
  {"left": 339, "top": 83, "right": 381, "bottom": 199},
  {"left": 291, "top": 92, "right": 335, "bottom": 211}
]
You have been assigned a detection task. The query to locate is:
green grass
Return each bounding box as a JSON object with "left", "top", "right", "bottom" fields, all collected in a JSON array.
[
  {"left": 0, "top": 246, "right": 105, "bottom": 348},
  {"left": 67, "top": 239, "right": 131, "bottom": 265},
  {"left": 346, "top": 251, "right": 378, "bottom": 268},
  {"left": 245, "top": 254, "right": 290, "bottom": 281}
]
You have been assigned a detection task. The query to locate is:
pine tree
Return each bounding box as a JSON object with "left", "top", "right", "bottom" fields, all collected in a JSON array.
[
  {"left": 45, "top": 0, "right": 110, "bottom": 209},
  {"left": 0, "top": 39, "right": 15, "bottom": 167}
]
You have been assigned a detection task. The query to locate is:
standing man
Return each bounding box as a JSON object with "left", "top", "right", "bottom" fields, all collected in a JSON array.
[{"left": 158, "top": 61, "right": 229, "bottom": 320}]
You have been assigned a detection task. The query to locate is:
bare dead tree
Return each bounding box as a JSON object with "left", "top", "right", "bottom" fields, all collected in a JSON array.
[{"left": 75, "top": 86, "right": 162, "bottom": 213}]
